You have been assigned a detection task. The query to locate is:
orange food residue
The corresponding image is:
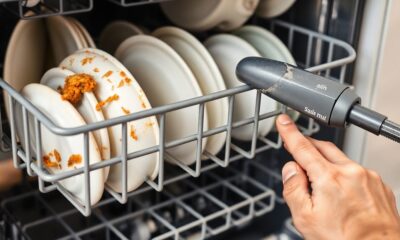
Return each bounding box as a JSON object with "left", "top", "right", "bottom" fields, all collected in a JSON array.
[
  {"left": 120, "top": 71, "right": 126, "bottom": 78},
  {"left": 106, "top": 79, "right": 112, "bottom": 84},
  {"left": 54, "top": 149, "right": 61, "bottom": 163},
  {"left": 145, "top": 121, "right": 155, "bottom": 128},
  {"left": 43, "top": 152, "right": 61, "bottom": 169},
  {"left": 121, "top": 107, "right": 130, "bottom": 115},
  {"left": 124, "top": 77, "right": 132, "bottom": 85},
  {"left": 59, "top": 73, "right": 97, "bottom": 105},
  {"left": 93, "top": 68, "right": 99, "bottom": 73},
  {"left": 67, "top": 154, "right": 82, "bottom": 168},
  {"left": 117, "top": 80, "right": 124, "bottom": 88},
  {"left": 102, "top": 70, "right": 113, "bottom": 78},
  {"left": 96, "top": 94, "right": 119, "bottom": 111},
  {"left": 130, "top": 126, "right": 138, "bottom": 141},
  {"left": 81, "top": 57, "right": 94, "bottom": 66}
]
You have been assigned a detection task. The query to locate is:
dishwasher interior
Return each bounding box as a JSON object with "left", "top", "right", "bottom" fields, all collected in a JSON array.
[{"left": 0, "top": 0, "right": 359, "bottom": 239}]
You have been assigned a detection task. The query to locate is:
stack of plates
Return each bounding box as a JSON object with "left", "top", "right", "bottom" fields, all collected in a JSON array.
[{"left": 2, "top": 16, "right": 297, "bottom": 205}]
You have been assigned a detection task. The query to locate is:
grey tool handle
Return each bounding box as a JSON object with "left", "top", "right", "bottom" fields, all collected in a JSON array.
[{"left": 236, "top": 57, "right": 400, "bottom": 143}]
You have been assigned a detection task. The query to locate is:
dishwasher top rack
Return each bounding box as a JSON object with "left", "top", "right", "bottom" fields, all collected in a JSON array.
[
  {"left": 0, "top": 20, "right": 356, "bottom": 216},
  {"left": 0, "top": 0, "right": 172, "bottom": 19}
]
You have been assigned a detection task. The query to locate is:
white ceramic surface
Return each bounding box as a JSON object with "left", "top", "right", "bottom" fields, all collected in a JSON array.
[
  {"left": 40, "top": 68, "right": 110, "bottom": 180},
  {"left": 205, "top": 34, "right": 277, "bottom": 141},
  {"left": 256, "top": 0, "right": 296, "bottom": 18},
  {"left": 60, "top": 48, "right": 159, "bottom": 193},
  {"left": 161, "top": 0, "right": 260, "bottom": 31},
  {"left": 3, "top": 18, "right": 47, "bottom": 126},
  {"left": 46, "top": 16, "right": 84, "bottom": 65},
  {"left": 153, "top": 26, "right": 228, "bottom": 159},
  {"left": 234, "top": 25, "right": 300, "bottom": 121},
  {"left": 20, "top": 83, "right": 104, "bottom": 205},
  {"left": 115, "top": 35, "right": 208, "bottom": 166},
  {"left": 99, "top": 21, "right": 144, "bottom": 54}
]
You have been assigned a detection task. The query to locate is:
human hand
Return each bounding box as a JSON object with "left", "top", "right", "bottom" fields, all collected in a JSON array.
[{"left": 276, "top": 114, "right": 400, "bottom": 240}]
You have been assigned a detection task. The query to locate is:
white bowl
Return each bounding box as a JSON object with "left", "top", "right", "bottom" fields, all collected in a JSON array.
[
  {"left": 153, "top": 26, "right": 228, "bottom": 159},
  {"left": 205, "top": 34, "right": 277, "bottom": 141},
  {"left": 40, "top": 67, "right": 111, "bottom": 180},
  {"left": 115, "top": 35, "right": 208, "bottom": 166},
  {"left": 161, "top": 0, "right": 260, "bottom": 31},
  {"left": 60, "top": 48, "right": 160, "bottom": 193},
  {"left": 20, "top": 83, "right": 104, "bottom": 205}
]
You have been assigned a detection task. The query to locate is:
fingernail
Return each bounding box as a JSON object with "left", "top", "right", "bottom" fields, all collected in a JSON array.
[
  {"left": 278, "top": 114, "right": 293, "bottom": 125},
  {"left": 282, "top": 162, "right": 298, "bottom": 183}
]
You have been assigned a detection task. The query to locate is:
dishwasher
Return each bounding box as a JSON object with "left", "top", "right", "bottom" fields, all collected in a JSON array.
[{"left": 0, "top": 0, "right": 392, "bottom": 239}]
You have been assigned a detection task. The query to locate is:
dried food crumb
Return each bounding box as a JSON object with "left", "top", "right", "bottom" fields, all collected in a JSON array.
[
  {"left": 53, "top": 149, "right": 61, "bottom": 163},
  {"left": 130, "top": 126, "right": 138, "bottom": 141},
  {"left": 96, "top": 94, "right": 119, "bottom": 111},
  {"left": 68, "top": 154, "right": 82, "bottom": 168},
  {"left": 121, "top": 107, "right": 130, "bottom": 115},
  {"left": 120, "top": 71, "right": 127, "bottom": 78},
  {"left": 102, "top": 70, "right": 113, "bottom": 78},
  {"left": 117, "top": 80, "right": 124, "bottom": 88},
  {"left": 81, "top": 57, "right": 94, "bottom": 66},
  {"left": 124, "top": 77, "right": 132, "bottom": 85},
  {"left": 59, "top": 73, "right": 96, "bottom": 105},
  {"left": 93, "top": 68, "right": 99, "bottom": 73}
]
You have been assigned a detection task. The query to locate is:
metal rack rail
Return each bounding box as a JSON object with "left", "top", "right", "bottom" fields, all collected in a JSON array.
[
  {"left": 0, "top": 20, "right": 356, "bottom": 219},
  {"left": 1, "top": 159, "right": 281, "bottom": 240},
  {"left": 0, "top": 0, "right": 93, "bottom": 19}
]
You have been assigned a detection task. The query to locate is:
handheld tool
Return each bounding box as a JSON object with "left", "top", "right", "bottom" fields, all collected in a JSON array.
[{"left": 236, "top": 57, "right": 400, "bottom": 143}]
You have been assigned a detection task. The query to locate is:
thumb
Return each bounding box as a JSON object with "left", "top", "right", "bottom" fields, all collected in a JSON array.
[{"left": 282, "top": 161, "right": 312, "bottom": 214}]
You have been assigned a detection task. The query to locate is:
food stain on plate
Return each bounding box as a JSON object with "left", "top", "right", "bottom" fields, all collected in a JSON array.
[{"left": 96, "top": 93, "right": 119, "bottom": 111}]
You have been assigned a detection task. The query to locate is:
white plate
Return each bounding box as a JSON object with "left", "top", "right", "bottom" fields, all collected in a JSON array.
[
  {"left": 205, "top": 34, "right": 276, "bottom": 141},
  {"left": 234, "top": 25, "right": 300, "bottom": 121},
  {"left": 153, "top": 26, "right": 228, "bottom": 159},
  {"left": 40, "top": 68, "right": 110, "bottom": 180},
  {"left": 115, "top": 35, "right": 208, "bottom": 166},
  {"left": 20, "top": 83, "right": 104, "bottom": 205},
  {"left": 160, "top": 0, "right": 260, "bottom": 31},
  {"left": 3, "top": 18, "right": 47, "bottom": 125},
  {"left": 60, "top": 48, "right": 159, "bottom": 193},
  {"left": 256, "top": 0, "right": 296, "bottom": 18},
  {"left": 46, "top": 16, "right": 85, "bottom": 65},
  {"left": 69, "top": 18, "right": 96, "bottom": 48},
  {"left": 99, "top": 21, "right": 144, "bottom": 54}
]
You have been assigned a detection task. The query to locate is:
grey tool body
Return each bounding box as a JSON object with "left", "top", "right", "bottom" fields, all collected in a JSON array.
[{"left": 236, "top": 57, "right": 400, "bottom": 143}]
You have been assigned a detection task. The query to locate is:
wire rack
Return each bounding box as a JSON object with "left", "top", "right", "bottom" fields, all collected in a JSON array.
[
  {"left": 1, "top": 159, "right": 283, "bottom": 240},
  {"left": 0, "top": 19, "right": 355, "bottom": 229},
  {"left": 0, "top": 0, "right": 93, "bottom": 19},
  {"left": 108, "top": 0, "right": 172, "bottom": 7}
]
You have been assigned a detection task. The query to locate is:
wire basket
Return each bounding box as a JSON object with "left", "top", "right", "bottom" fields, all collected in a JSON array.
[
  {"left": 107, "top": 0, "right": 172, "bottom": 7},
  {"left": 1, "top": 0, "right": 93, "bottom": 19},
  {"left": 0, "top": 20, "right": 356, "bottom": 222}
]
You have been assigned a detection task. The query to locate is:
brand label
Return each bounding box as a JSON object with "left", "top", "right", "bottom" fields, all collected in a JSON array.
[{"left": 304, "top": 107, "right": 327, "bottom": 121}]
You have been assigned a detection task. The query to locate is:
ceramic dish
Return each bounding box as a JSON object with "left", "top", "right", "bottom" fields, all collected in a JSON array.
[
  {"left": 234, "top": 25, "right": 300, "bottom": 121},
  {"left": 205, "top": 34, "right": 276, "bottom": 141},
  {"left": 40, "top": 68, "right": 110, "bottom": 180},
  {"left": 256, "top": 0, "right": 296, "bottom": 18},
  {"left": 69, "top": 18, "right": 96, "bottom": 48},
  {"left": 160, "top": 0, "right": 260, "bottom": 31},
  {"left": 46, "top": 16, "right": 85, "bottom": 65},
  {"left": 20, "top": 83, "right": 104, "bottom": 205},
  {"left": 115, "top": 35, "right": 208, "bottom": 166},
  {"left": 60, "top": 48, "right": 159, "bottom": 193},
  {"left": 153, "top": 26, "right": 228, "bottom": 159},
  {"left": 99, "top": 21, "right": 144, "bottom": 54},
  {"left": 3, "top": 18, "right": 47, "bottom": 124}
]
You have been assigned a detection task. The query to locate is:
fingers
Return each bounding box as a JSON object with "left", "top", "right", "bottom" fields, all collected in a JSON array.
[
  {"left": 276, "top": 114, "right": 328, "bottom": 175},
  {"left": 308, "top": 138, "right": 351, "bottom": 164},
  {"left": 282, "top": 161, "right": 313, "bottom": 214}
]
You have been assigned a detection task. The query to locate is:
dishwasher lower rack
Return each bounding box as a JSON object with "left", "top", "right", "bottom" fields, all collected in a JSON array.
[
  {"left": 1, "top": 159, "right": 282, "bottom": 240},
  {"left": 0, "top": 20, "right": 356, "bottom": 217}
]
